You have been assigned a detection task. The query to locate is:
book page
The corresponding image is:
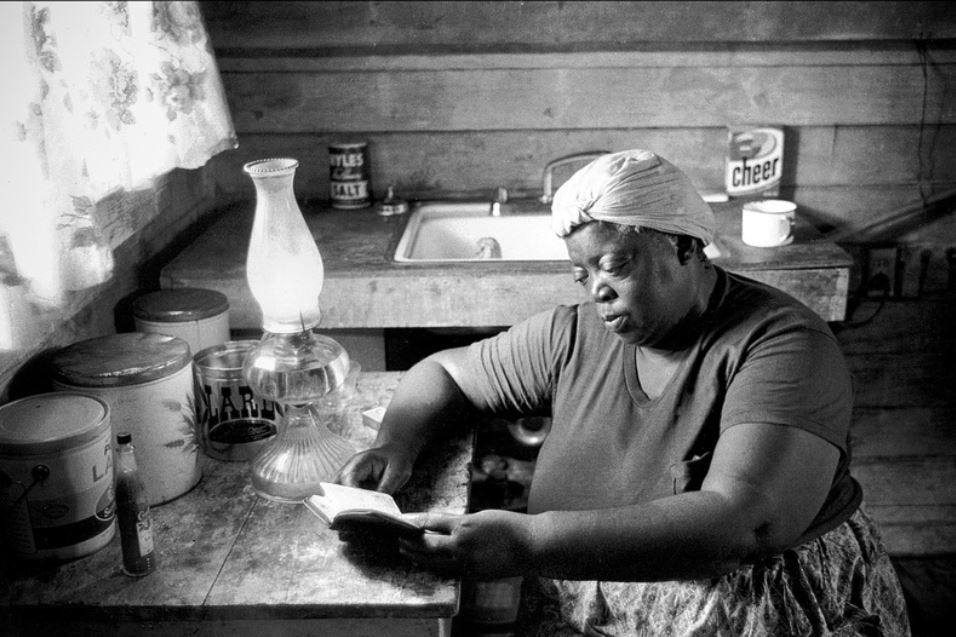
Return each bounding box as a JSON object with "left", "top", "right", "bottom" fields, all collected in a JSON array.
[{"left": 307, "top": 482, "right": 403, "bottom": 521}]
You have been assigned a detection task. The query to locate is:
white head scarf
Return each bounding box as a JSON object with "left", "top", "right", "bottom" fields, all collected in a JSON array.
[{"left": 550, "top": 149, "right": 715, "bottom": 244}]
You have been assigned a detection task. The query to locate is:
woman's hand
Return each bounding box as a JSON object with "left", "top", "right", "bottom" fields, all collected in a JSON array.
[
  {"left": 397, "top": 509, "right": 534, "bottom": 580},
  {"left": 335, "top": 443, "right": 415, "bottom": 494}
]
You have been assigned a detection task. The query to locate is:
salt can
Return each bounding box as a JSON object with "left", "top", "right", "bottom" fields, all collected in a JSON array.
[
  {"left": 329, "top": 142, "right": 371, "bottom": 209},
  {"left": 50, "top": 333, "right": 201, "bottom": 506},
  {"left": 132, "top": 287, "right": 230, "bottom": 356},
  {"left": 0, "top": 392, "right": 116, "bottom": 561}
]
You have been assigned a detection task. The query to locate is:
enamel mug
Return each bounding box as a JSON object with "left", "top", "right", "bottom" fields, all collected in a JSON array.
[{"left": 741, "top": 199, "right": 796, "bottom": 247}]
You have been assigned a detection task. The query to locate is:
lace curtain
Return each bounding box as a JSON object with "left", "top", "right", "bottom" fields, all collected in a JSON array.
[{"left": 0, "top": 1, "right": 236, "bottom": 349}]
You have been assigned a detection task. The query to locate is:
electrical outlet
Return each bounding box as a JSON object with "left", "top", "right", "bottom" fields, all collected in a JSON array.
[{"left": 866, "top": 247, "right": 897, "bottom": 297}]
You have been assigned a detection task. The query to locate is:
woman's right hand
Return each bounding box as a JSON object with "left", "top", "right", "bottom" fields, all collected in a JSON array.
[{"left": 335, "top": 443, "right": 415, "bottom": 494}]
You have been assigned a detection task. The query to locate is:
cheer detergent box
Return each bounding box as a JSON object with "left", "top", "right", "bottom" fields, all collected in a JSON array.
[{"left": 725, "top": 126, "right": 784, "bottom": 199}]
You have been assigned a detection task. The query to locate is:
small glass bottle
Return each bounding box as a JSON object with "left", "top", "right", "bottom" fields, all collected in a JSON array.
[{"left": 114, "top": 432, "right": 156, "bottom": 576}]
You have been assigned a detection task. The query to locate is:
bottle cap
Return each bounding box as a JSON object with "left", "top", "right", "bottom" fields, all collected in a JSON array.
[{"left": 117, "top": 432, "right": 132, "bottom": 444}]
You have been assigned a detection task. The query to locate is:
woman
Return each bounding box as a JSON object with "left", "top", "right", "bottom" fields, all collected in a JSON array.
[{"left": 337, "top": 150, "right": 910, "bottom": 635}]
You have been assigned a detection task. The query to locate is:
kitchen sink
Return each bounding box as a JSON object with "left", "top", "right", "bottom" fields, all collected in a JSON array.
[
  {"left": 393, "top": 200, "right": 722, "bottom": 263},
  {"left": 393, "top": 200, "right": 568, "bottom": 263}
]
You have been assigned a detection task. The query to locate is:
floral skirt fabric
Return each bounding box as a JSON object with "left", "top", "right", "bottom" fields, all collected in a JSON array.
[{"left": 514, "top": 506, "right": 910, "bottom": 636}]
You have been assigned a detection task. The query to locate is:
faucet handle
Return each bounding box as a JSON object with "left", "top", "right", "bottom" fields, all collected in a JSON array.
[{"left": 540, "top": 151, "right": 610, "bottom": 204}]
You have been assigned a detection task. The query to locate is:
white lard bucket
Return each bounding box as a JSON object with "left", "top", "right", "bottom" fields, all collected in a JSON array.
[
  {"left": 51, "top": 333, "right": 201, "bottom": 506},
  {"left": 0, "top": 392, "right": 116, "bottom": 561}
]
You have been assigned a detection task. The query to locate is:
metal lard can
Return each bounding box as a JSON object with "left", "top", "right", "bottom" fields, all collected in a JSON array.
[
  {"left": 193, "top": 340, "right": 279, "bottom": 462},
  {"left": 329, "top": 142, "right": 371, "bottom": 209},
  {"left": 0, "top": 392, "right": 116, "bottom": 561},
  {"left": 132, "top": 287, "right": 230, "bottom": 357},
  {"left": 50, "top": 333, "right": 201, "bottom": 506}
]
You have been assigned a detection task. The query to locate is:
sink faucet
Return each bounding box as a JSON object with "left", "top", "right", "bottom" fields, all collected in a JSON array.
[
  {"left": 539, "top": 151, "right": 611, "bottom": 204},
  {"left": 490, "top": 186, "right": 508, "bottom": 216}
]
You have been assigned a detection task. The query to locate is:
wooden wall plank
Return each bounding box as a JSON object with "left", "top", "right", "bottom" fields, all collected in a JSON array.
[
  {"left": 835, "top": 297, "right": 953, "bottom": 354},
  {"left": 213, "top": 145, "right": 952, "bottom": 263},
  {"left": 851, "top": 407, "right": 954, "bottom": 458},
  {"left": 854, "top": 457, "right": 956, "bottom": 506},
  {"left": 786, "top": 186, "right": 956, "bottom": 237},
  {"left": 208, "top": 126, "right": 956, "bottom": 198},
  {"left": 220, "top": 63, "right": 954, "bottom": 133},
  {"left": 215, "top": 46, "right": 956, "bottom": 73},
  {"left": 796, "top": 125, "right": 956, "bottom": 186},
  {"left": 847, "top": 352, "right": 954, "bottom": 407},
  {"left": 867, "top": 505, "right": 956, "bottom": 555},
  {"left": 200, "top": 1, "right": 956, "bottom": 50}
]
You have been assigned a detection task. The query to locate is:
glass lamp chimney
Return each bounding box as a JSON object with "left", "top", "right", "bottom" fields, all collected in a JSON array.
[{"left": 244, "top": 158, "right": 323, "bottom": 333}]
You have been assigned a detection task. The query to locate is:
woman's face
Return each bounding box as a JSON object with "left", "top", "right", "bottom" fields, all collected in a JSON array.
[{"left": 565, "top": 222, "right": 699, "bottom": 347}]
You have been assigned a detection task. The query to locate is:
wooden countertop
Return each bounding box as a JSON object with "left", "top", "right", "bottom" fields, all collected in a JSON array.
[
  {"left": 1, "top": 372, "right": 472, "bottom": 634},
  {"left": 161, "top": 199, "right": 852, "bottom": 326}
]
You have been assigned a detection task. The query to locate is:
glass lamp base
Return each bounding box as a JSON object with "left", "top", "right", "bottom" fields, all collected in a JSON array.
[{"left": 250, "top": 404, "right": 356, "bottom": 503}]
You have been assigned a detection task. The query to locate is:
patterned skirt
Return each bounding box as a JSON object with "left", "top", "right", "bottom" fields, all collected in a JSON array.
[{"left": 514, "top": 506, "right": 910, "bottom": 636}]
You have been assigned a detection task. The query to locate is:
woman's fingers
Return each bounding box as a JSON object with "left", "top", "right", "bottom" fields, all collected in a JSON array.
[{"left": 403, "top": 512, "right": 460, "bottom": 534}]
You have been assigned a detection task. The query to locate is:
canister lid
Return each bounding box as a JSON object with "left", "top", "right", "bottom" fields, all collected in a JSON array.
[
  {"left": 50, "top": 332, "right": 192, "bottom": 387},
  {"left": 194, "top": 340, "right": 258, "bottom": 371},
  {"left": 0, "top": 392, "right": 110, "bottom": 456},
  {"left": 132, "top": 288, "right": 229, "bottom": 322}
]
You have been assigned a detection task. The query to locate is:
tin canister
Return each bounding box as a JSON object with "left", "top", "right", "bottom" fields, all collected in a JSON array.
[
  {"left": 329, "top": 142, "right": 371, "bottom": 209},
  {"left": 725, "top": 126, "right": 784, "bottom": 199},
  {"left": 193, "top": 340, "right": 279, "bottom": 462},
  {"left": 50, "top": 333, "right": 201, "bottom": 506},
  {"left": 0, "top": 392, "right": 115, "bottom": 561},
  {"left": 132, "top": 287, "right": 230, "bottom": 357}
]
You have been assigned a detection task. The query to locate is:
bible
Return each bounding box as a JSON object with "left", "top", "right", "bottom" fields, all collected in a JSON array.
[{"left": 303, "top": 482, "right": 423, "bottom": 539}]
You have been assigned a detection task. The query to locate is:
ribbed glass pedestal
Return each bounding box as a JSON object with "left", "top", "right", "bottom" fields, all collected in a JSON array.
[
  {"left": 242, "top": 329, "right": 356, "bottom": 503},
  {"left": 250, "top": 403, "right": 355, "bottom": 502}
]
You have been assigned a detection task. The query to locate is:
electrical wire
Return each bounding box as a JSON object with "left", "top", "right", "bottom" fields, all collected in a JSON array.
[
  {"left": 840, "top": 276, "right": 891, "bottom": 328},
  {"left": 914, "top": 37, "right": 934, "bottom": 211}
]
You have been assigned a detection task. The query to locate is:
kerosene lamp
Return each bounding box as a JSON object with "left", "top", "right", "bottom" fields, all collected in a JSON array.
[{"left": 241, "top": 157, "right": 356, "bottom": 503}]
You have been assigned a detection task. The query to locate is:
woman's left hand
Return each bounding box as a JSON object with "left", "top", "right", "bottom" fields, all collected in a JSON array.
[{"left": 398, "top": 509, "right": 534, "bottom": 579}]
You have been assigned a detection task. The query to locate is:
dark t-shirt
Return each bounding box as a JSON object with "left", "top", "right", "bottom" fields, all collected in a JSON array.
[{"left": 459, "top": 267, "right": 861, "bottom": 545}]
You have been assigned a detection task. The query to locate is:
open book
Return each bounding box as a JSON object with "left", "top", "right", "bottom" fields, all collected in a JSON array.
[{"left": 304, "top": 482, "right": 423, "bottom": 539}]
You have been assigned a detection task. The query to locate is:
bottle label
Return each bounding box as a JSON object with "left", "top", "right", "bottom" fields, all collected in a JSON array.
[
  {"left": 330, "top": 180, "right": 370, "bottom": 207},
  {"left": 199, "top": 378, "right": 279, "bottom": 443},
  {"left": 136, "top": 509, "right": 154, "bottom": 556}
]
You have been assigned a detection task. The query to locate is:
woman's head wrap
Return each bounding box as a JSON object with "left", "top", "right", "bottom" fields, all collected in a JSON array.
[{"left": 551, "top": 149, "right": 715, "bottom": 244}]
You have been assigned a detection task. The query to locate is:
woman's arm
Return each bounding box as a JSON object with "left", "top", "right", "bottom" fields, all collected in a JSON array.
[
  {"left": 528, "top": 422, "right": 839, "bottom": 580},
  {"left": 336, "top": 346, "right": 482, "bottom": 493},
  {"left": 403, "top": 422, "right": 839, "bottom": 581}
]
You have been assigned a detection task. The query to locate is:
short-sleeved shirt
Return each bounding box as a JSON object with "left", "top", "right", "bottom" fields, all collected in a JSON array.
[{"left": 459, "top": 266, "right": 861, "bottom": 544}]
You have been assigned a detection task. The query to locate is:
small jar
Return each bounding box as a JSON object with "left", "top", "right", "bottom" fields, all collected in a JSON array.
[
  {"left": 50, "top": 333, "right": 201, "bottom": 506},
  {"left": 132, "top": 288, "right": 230, "bottom": 356}
]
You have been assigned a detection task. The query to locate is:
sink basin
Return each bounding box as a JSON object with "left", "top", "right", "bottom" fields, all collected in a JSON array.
[
  {"left": 394, "top": 201, "right": 568, "bottom": 262},
  {"left": 393, "top": 200, "right": 721, "bottom": 263}
]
